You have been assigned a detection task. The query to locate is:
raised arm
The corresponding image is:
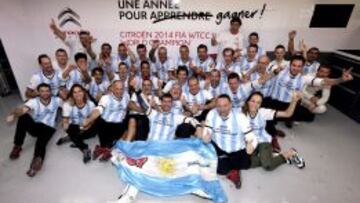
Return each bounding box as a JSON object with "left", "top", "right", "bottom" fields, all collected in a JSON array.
[
  {"left": 6, "top": 106, "right": 31, "bottom": 124},
  {"left": 321, "top": 68, "right": 353, "bottom": 87},
  {"left": 288, "top": 30, "right": 296, "bottom": 56},
  {"left": 49, "top": 19, "right": 66, "bottom": 41},
  {"left": 149, "top": 40, "right": 160, "bottom": 63}
]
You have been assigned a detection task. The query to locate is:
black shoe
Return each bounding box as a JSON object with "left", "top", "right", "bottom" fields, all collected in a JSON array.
[
  {"left": 285, "top": 121, "right": 293, "bottom": 129},
  {"left": 56, "top": 136, "right": 71, "bottom": 146},
  {"left": 26, "top": 157, "right": 43, "bottom": 177},
  {"left": 276, "top": 129, "right": 286, "bottom": 138},
  {"left": 83, "top": 149, "right": 91, "bottom": 164}
]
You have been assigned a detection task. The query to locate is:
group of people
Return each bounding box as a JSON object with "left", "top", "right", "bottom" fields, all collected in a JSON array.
[{"left": 5, "top": 16, "right": 353, "bottom": 202}]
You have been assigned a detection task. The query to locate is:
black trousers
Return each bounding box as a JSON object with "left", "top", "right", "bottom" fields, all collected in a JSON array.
[
  {"left": 67, "top": 123, "right": 98, "bottom": 151},
  {"left": 97, "top": 118, "right": 127, "bottom": 148},
  {"left": 14, "top": 114, "right": 56, "bottom": 159},
  {"left": 212, "top": 142, "right": 251, "bottom": 175},
  {"left": 128, "top": 114, "right": 150, "bottom": 141},
  {"left": 264, "top": 99, "right": 302, "bottom": 136},
  {"left": 293, "top": 105, "right": 316, "bottom": 122}
]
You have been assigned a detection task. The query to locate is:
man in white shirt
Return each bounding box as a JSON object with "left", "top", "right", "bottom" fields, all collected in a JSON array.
[
  {"left": 7, "top": 83, "right": 63, "bottom": 177},
  {"left": 87, "top": 67, "right": 111, "bottom": 104},
  {"left": 53, "top": 48, "right": 69, "bottom": 74},
  {"left": 238, "top": 45, "right": 258, "bottom": 73},
  {"left": 288, "top": 30, "right": 320, "bottom": 75},
  {"left": 134, "top": 44, "right": 155, "bottom": 75},
  {"left": 211, "top": 17, "right": 244, "bottom": 62},
  {"left": 129, "top": 79, "right": 161, "bottom": 140},
  {"left": 149, "top": 42, "right": 176, "bottom": 82},
  {"left": 216, "top": 48, "right": 241, "bottom": 81},
  {"left": 182, "top": 77, "right": 216, "bottom": 121},
  {"left": 267, "top": 55, "right": 353, "bottom": 135},
  {"left": 97, "top": 43, "right": 119, "bottom": 81},
  {"left": 203, "top": 94, "right": 257, "bottom": 188},
  {"left": 206, "top": 69, "right": 229, "bottom": 98},
  {"left": 269, "top": 45, "right": 290, "bottom": 71},
  {"left": 115, "top": 43, "right": 136, "bottom": 75},
  {"left": 175, "top": 45, "right": 196, "bottom": 76},
  {"left": 82, "top": 81, "right": 142, "bottom": 162},
  {"left": 246, "top": 32, "right": 266, "bottom": 59},
  {"left": 26, "top": 54, "right": 67, "bottom": 100},
  {"left": 297, "top": 65, "right": 332, "bottom": 122},
  {"left": 49, "top": 19, "right": 97, "bottom": 69},
  {"left": 62, "top": 53, "right": 92, "bottom": 90},
  {"left": 194, "top": 44, "right": 215, "bottom": 80}
]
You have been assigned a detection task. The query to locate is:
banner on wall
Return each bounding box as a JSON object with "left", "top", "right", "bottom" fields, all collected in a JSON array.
[{"left": 54, "top": 0, "right": 268, "bottom": 55}]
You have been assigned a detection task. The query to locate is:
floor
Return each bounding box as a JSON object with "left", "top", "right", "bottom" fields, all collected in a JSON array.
[{"left": 0, "top": 93, "right": 360, "bottom": 203}]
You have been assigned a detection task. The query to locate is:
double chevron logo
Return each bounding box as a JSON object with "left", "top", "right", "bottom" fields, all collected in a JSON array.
[{"left": 57, "top": 7, "right": 81, "bottom": 28}]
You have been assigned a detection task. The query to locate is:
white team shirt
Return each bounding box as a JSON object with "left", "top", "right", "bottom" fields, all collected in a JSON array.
[
  {"left": 182, "top": 89, "right": 213, "bottom": 116},
  {"left": 216, "top": 29, "right": 244, "bottom": 62},
  {"left": 153, "top": 58, "right": 175, "bottom": 82},
  {"left": 303, "top": 61, "right": 320, "bottom": 75},
  {"left": 63, "top": 68, "right": 89, "bottom": 90},
  {"left": 146, "top": 109, "right": 198, "bottom": 141},
  {"left": 249, "top": 71, "right": 274, "bottom": 98},
  {"left": 215, "top": 61, "right": 241, "bottom": 81},
  {"left": 204, "top": 109, "right": 255, "bottom": 153},
  {"left": 244, "top": 108, "right": 275, "bottom": 144},
  {"left": 175, "top": 57, "right": 195, "bottom": 76},
  {"left": 24, "top": 97, "right": 63, "bottom": 128},
  {"left": 207, "top": 82, "right": 229, "bottom": 98},
  {"left": 239, "top": 57, "right": 257, "bottom": 73},
  {"left": 87, "top": 78, "right": 110, "bottom": 100},
  {"left": 194, "top": 56, "right": 215, "bottom": 73},
  {"left": 96, "top": 93, "right": 130, "bottom": 123},
  {"left": 28, "top": 70, "right": 64, "bottom": 95},
  {"left": 62, "top": 100, "right": 95, "bottom": 126},
  {"left": 271, "top": 68, "right": 323, "bottom": 103},
  {"left": 171, "top": 99, "right": 184, "bottom": 115},
  {"left": 114, "top": 54, "right": 132, "bottom": 72},
  {"left": 224, "top": 81, "right": 258, "bottom": 110}
]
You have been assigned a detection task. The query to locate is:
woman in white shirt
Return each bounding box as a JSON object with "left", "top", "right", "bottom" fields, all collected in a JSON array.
[
  {"left": 241, "top": 91, "right": 305, "bottom": 170},
  {"left": 62, "top": 84, "right": 97, "bottom": 163}
]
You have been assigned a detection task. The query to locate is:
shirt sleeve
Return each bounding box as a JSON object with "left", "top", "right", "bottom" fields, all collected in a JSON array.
[
  {"left": 27, "top": 75, "right": 39, "bottom": 90},
  {"left": 260, "top": 108, "right": 276, "bottom": 121},
  {"left": 304, "top": 75, "right": 323, "bottom": 87},
  {"left": 238, "top": 113, "right": 258, "bottom": 148},
  {"left": 62, "top": 102, "right": 72, "bottom": 118},
  {"left": 162, "top": 80, "right": 173, "bottom": 93},
  {"left": 96, "top": 95, "right": 109, "bottom": 114},
  {"left": 204, "top": 90, "right": 214, "bottom": 101},
  {"left": 24, "top": 98, "right": 36, "bottom": 111}
]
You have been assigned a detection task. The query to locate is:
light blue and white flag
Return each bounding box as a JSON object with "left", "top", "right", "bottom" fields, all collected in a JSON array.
[{"left": 111, "top": 137, "right": 228, "bottom": 203}]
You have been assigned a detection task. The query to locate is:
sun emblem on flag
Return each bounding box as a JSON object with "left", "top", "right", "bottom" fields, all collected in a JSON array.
[{"left": 158, "top": 158, "right": 176, "bottom": 176}]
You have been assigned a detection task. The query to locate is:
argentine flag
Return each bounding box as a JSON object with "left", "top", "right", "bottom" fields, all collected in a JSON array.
[{"left": 111, "top": 137, "right": 228, "bottom": 203}]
